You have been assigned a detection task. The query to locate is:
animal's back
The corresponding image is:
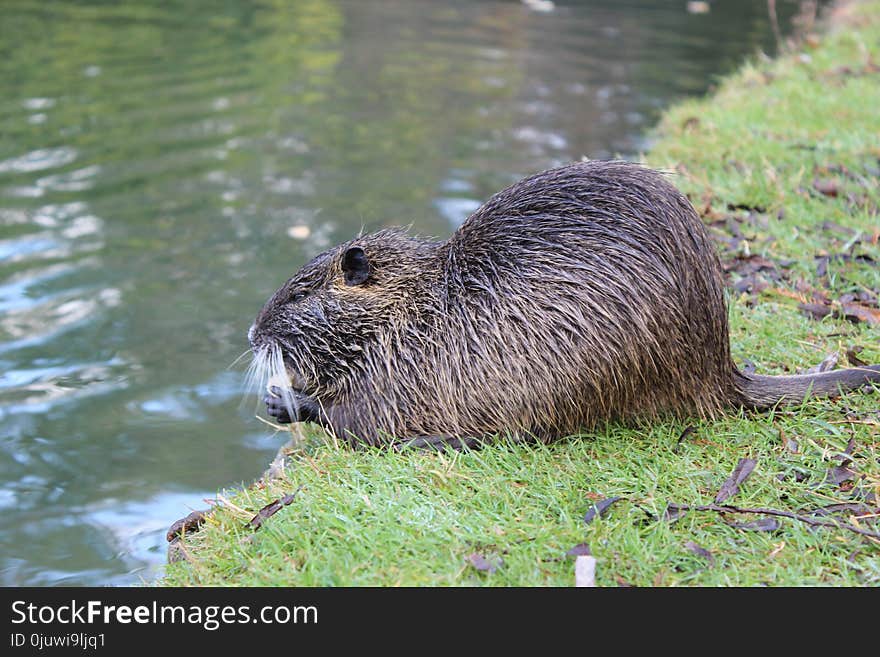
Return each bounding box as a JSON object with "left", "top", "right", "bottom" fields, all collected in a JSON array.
[{"left": 440, "top": 160, "right": 735, "bottom": 436}]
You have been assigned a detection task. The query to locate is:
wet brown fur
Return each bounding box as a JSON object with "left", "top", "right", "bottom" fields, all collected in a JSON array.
[{"left": 248, "top": 160, "right": 880, "bottom": 447}]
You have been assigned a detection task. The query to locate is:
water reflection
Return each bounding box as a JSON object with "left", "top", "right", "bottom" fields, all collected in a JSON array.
[{"left": 0, "top": 0, "right": 811, "bottom": 585}]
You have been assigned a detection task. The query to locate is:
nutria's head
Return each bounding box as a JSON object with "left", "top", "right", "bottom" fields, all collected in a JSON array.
[{"left": 246, "top": 228, "right": 439, "bottom": 399}]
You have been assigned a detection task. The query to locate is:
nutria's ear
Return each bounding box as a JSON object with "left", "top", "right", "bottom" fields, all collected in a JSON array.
[{"left": 342, "top": 246, "right": 371, "bottom": 286}]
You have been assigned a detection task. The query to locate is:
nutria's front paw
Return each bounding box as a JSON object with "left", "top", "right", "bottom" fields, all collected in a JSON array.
[
  {"left": 263, "top": 389, "right": 293, "bottom": 423},
  {"left": 263, "top": 386, "right": 323, "bottom": 424}
]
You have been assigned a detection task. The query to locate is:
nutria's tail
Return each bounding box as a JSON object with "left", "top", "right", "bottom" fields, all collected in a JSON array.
[{"left": 734, "top": 365, "right": 880, "bottom": 410}]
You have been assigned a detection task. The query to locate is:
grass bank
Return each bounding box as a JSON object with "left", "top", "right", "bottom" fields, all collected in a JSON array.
[{"left": 161, "top": 1, "right": 880, "bottom": 586}]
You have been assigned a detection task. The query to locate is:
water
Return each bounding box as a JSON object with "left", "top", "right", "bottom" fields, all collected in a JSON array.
[{"left": 0, "top": 0, "right": 810, "bottom": 585}]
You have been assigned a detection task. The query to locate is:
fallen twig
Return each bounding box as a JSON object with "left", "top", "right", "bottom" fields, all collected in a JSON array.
[
  {"left": 665, "top": 503, "right": 880, "bottom": 540},
  {"left": 246, "top": 485, "right": 305, "bottom": 531}
]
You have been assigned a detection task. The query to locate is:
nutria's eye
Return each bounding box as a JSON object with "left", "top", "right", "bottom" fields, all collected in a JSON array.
[
  {"left": 290, "top": 291, "right": 306, "bottom": 303},
  {"left": 341, "top": 246, "right": 371, "bottom": 286}
]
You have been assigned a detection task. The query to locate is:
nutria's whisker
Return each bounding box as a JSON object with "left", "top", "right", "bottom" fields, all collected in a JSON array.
[
  {"left": 239, "top": 346, "right": 270, "bottom": 413},
  {"left": 267, "top": 344, "right": 296, "bottom": 421},
  {"left": 227, "top": 348, "right": 253, "bottom": 370}
]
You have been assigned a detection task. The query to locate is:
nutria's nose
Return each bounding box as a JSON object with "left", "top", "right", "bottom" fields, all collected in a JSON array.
[{"left": 247, "top": 323, "right": 257, "bottom": 347}]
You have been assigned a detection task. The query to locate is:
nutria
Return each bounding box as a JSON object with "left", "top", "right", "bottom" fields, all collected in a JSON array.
[{"left": 246, "top": 160, "right": 879, "bottom": 448}]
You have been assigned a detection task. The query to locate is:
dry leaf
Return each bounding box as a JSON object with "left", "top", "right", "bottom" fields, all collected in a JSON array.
[
  {"left": 663, "top": 503, "right": 688, "bottom": 522},
  {"left": 813, "top": 178, "right": 840, "bottom": 197},
  {"left": 684, "top": 541, "right": 715, "bottom": 567},
  {"left": 798, "top": 302, "right": 832, "bottom": 320},
  {"left": 566, "top": 543, "right": 592, "bottom": 557},
  {"left": 674, "top": 426, "right": 696, "bottom": 453},
  {"left": 584, "top": 496, "right": 621, "bottom": 524},
  {"left": 468, "top": 553, "right": 500, "bottom": 574},
  {"left": 846, "top": 346, "right": 868, "bottom": 367},
  {"left": 166, "top": 509, "right": 210, "bottom": 542},
  {"left": 715, "top": 458, "right": 757, "bottom": 504},
  {"left": 768, "top": 542, "right": 786, "bottom": 559},
  {"left": 840, "top": 303, "right": 880, "bottom": 325},
  {"left": 804, "top": 352, "right": 838, "bottom": 375}
]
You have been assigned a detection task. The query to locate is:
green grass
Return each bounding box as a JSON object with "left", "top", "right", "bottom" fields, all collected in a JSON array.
[{"left": 161, "top": 1, "right": 880, "bottom": 587}]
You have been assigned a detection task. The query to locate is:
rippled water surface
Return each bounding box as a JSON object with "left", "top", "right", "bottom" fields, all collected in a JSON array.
[{"left": 0, "top": 0, "right": 810, "bottom": 585}]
